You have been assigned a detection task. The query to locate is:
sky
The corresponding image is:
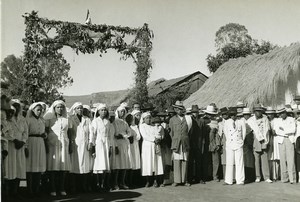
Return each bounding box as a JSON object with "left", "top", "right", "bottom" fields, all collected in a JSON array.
[{"left": 1, "top": 0, "right": 300, "bottom": 96}]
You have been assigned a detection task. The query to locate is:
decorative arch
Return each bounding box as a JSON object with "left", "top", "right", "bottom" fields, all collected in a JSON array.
[{"left": 22, "top": 11, "right": 153, "bottom": 104}]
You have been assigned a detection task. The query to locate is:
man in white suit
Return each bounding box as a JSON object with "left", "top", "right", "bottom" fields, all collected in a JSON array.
[
  {"left": 223, "top": 107, "right": 246, "bottom": 185},
  {"left": 274, "top": 107, "right": 296, "bottom": 184}
]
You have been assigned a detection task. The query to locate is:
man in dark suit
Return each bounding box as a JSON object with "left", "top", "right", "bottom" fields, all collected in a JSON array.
[{"left": 188, "top": 105, "right": 205, "bottom": 184}]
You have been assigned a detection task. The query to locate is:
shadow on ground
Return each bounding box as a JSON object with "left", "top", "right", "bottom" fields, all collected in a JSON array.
[{"left": 3, "top": 190, "right": 142, "bottom": 202}]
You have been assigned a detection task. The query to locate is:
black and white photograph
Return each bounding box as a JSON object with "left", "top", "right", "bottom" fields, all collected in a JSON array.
[{"left": 1, "top": 0, "right": 300, "bottom": 201}]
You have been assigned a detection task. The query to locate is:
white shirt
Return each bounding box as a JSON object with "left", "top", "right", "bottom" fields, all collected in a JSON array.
[{"left": 274, "top": 116, "right": 296, "bottom": 144}]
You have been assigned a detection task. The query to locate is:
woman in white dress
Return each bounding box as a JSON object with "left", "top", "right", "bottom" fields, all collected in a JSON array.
[
  {"left": 125, "top": 113, "right": 141, "bottom": 188},
  {"left": 4, "top": 107, "right": 18, "bottom": 195},
  {"left": 44, "top": 100, "right": 72, "bottom": 196},
  {"left": 90, "top": 103, "right": 113, "bottom": 191},
  {"left": 26, "top": 102, "right": 47, "bottom": 195},
  {"left": 10, "top": 100, "right": 28, "bottom": 194},
  {"left": 112, "top": 105, "right": 131, "bottom": 190},
  {"left": 140, "top": 112, "right": 164, "bottom": 187},
  {"left": 68, "top": 102, "right": 92, "bottom": 192}
]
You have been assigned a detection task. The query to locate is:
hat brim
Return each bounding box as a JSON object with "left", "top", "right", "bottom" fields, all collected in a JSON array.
[
  {"left": 203, "top": 110, "right": 217, "bottom": 115},
  {"left": 265, "top": 111, "right": 276, "bottom": 114},
  {"left": 277, "top": 109, "right": 286, "bottom": 114},
  {"left": 172, "top": 105, "right": 185, "bottom": 109}
]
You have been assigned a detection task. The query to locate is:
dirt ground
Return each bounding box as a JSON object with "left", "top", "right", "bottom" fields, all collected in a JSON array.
[{"left": 3, "top": 180, "right": 300, "bottom": 202}]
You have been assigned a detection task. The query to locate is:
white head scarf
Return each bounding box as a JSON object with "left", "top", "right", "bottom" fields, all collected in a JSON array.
[
  {"left": 11, "top": 99, "right": 23, "bottom": 116},
  {"left": 140, "top": 112, "right": 151, "bottom": 125},
  {"left": 69, "top": 102, "right": 83, "bottom": 116},
  {"left": 131, "top": 109, "right": 141, "bottom": 116},
  {"left": 43, "top": 100, "right": 67, "bottom": 120},
  {"left": 83, "top": 105, "right": 91, "bottom": 111},
  {"left": 26, "top": 102, "right": 43, "bottom": 118},
  {"left": 94, "top": 103, "right": 108, "bottom": 119},
  {"left": 115, "top": 105, "right": 127, "bottom": 119}
]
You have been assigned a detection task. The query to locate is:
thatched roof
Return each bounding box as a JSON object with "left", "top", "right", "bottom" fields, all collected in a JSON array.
[
  {"left": 184, "top": 43, "right": 300, "bottom": 108},
  {"left": 148, "top": 71, "right": 207, "bottom": 97}
]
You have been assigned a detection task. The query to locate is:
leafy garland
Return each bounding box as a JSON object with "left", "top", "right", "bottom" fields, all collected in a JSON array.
[{"left": 23, "top": 11, "right": 153, "bottom": 104}]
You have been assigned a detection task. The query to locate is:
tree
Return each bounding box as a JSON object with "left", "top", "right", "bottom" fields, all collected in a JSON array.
[
  {"left": 1, "top": 55, "right": 25, "bottom": 97},
  {"left": 207, "top": 23, "right": 278, "bottom": 73},
  {"left": 215, "top": 23, "right": 252, "bottom": 51},
  {"left": 22, "top": 11, "right": 153, "bottom": 106},
  {"left": 1, "top": 54, "right": 73, "bottom": 103}
]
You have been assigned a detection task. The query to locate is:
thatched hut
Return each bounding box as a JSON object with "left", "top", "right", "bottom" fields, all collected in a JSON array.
[{"left": 184, "top": 43, "right": 300, "bottom": 108}]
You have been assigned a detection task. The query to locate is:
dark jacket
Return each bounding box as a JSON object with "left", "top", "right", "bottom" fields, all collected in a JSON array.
[
  {"left": 190, "top": 116, "right": 205, "bottom": 151},
  {"left": 169, "top": 115, "right": 190, "bottom": 153}
]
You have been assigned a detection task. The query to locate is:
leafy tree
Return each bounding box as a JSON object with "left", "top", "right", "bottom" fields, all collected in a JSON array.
[
  {"left": 215, "top": 23, "right": 252, "bottom": 51},
  {"left": 1, "top": 54, "right": 73, "bottom": 103},
  {"left": 207, "top": 23, "right": 278, "bottom": 73},
  {"left": 1, "top": 55, "right": 25, "bottom": 98},
  {"left": 22, "top": 11, "right": 153, "bottom": 106}
]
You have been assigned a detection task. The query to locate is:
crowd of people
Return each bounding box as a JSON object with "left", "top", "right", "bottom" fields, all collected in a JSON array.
[{"left": 1, "top": 94, "right": 300, "bottom": 199}]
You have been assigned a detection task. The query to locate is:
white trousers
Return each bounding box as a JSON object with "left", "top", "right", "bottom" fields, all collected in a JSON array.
[{"left": 225, "top": 147, "right": 245, "bottom": 184}]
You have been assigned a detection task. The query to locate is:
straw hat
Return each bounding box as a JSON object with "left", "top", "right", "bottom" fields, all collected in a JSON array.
[
  {"left": 172, "top": 101, "right": 185, "bottom": 110},
  {"left": 276, "top": 107, "right": 286, "bottom": 114},
  {"left": 242, "top": 108, "right": 251, "bottom": 115},
  {"left": 265, "top": 107, "right": 276, "bottom": 114},
  {"left": 203, "top": 105, "right": 218, "bottom": 115},
  {"left": 253, "top": 104, "right": 264, "bottom": 111}
]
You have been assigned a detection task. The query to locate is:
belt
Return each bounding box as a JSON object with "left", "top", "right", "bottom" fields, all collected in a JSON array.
[{"left": 29, "top": 134, "right": 44, "bottom": 138}]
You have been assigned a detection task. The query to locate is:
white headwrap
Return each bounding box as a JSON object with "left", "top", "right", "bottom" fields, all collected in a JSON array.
[
  {"left": 26, "top": 102, "right": 43, "bottom": 118},
  {"left": 120, "top": 102, "right": 129, "bottom": 109},
  {"left": 131, "top": 109, "right": 141, "bottom": 116},
  {"left": 94, "top": 103, "right": 108, "bottom": 119},
  {"left": 11, "top": 99, "right": 23, "bottom": 116},
  {"left": 140, "top": 112, "right": 151, "bottom": 125},
  {"left": 83, "top": 105, "right": 91, "bottom": 111},
  {"left": 43, "top": 100, "right": 67, "bottom": 120},
  {"left": 69, "top": 102, "right": 83, "bottom": 115},
  {"left": 115, "top": 105, "right": 127, "bottom": 119}
]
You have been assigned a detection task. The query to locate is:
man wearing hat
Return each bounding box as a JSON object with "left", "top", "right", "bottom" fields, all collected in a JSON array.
[
  {"left": 188, "top": 105, "right": 205, "bottom": 184},
  {"left": 223, "top": 107, "right": 246, "bottom": 185},
  {"left": 203, "top": 105, "right": 221, "bottom": 182},
  {"left": 169, "top": 101, "right": 191, "bottom": 186},
  {"left": 218, "top": 107, "right": 229, "bottom": 181},
  {"left": 265, "top": 107, "right": 280, "bottom": 181},
  {"left": 241, "top": 108, "right": 255, "bottom": 183},
  {"left": 247, "top": 104, "right": 272, "bottom": 183},
  {"left": 274, "top": 107, "right": 296, "bottom": 184}
]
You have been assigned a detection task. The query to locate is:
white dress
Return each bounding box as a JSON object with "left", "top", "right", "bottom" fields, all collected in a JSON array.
[
  {"left": 91, "top": 117, "right": 113, "bottom": 173},
  {"left": 26, "top": 116, "right": 46, "bottom": 172},
  {"left": 46, "top": 117, "right": 71, "bottom": 171},
  {"left": 12, "top": 115, "right": 28, "bottom": 179},
  {"left": 5, "top": 120, "right": 17, "bottom": 180},
  {"left": 129, "top": 125, "right": 141, "bottom": 170},
  {"left": 140, "top": 123, "right": 164, "bottom": 176},
  {"left": 69, "top": 115, "right": 92, "bottom": 174},
  {"left": 112, "top": 119, "right": 131, "bottom": 169}
]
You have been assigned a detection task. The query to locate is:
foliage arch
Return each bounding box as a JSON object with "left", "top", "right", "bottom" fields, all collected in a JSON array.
[{"left": 23, "top": 11, "right": 153, "bottom": 104}]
